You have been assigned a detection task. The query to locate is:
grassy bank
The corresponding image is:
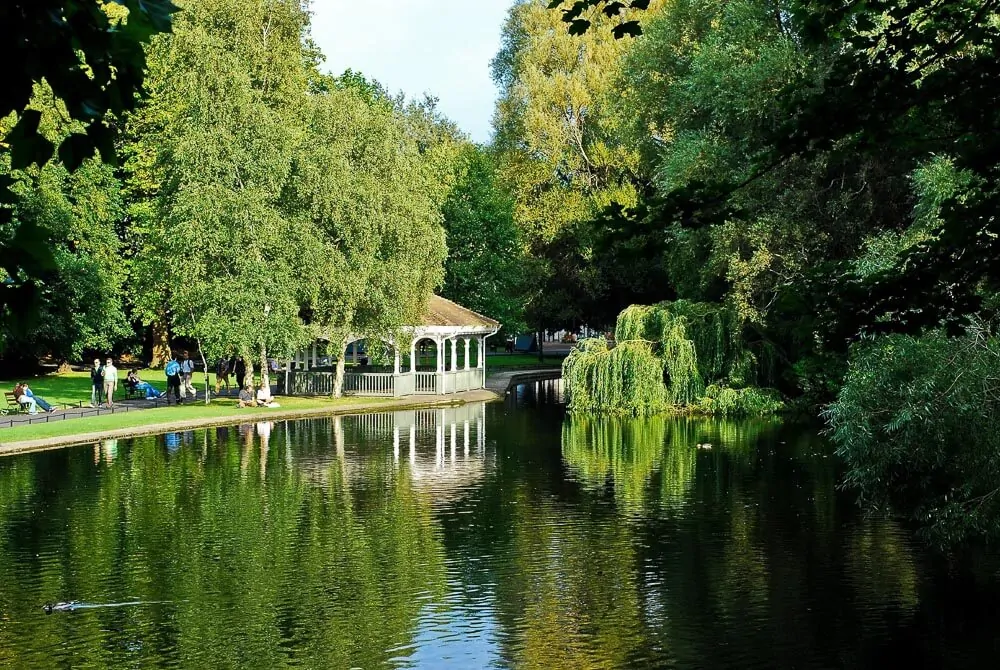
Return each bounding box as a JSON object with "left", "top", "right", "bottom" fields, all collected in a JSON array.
[
  {"left": 3, "top": 353, "right": 564, "bottom": 409},
  {"left": 0, "top": 396, "right": 396, "bottom": 445}
]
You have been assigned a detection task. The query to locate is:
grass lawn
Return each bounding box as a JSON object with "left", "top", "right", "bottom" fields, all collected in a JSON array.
[
  {"left": 0, "top": 368, "right": 267, "bottom": 408},
  {"left": 0, "top": 395, "right": 392, "bottom": 445}
]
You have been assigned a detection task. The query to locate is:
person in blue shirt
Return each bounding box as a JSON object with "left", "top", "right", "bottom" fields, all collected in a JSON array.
[{"left": 164, "top": 354, "right": 182, "bottom": 404}]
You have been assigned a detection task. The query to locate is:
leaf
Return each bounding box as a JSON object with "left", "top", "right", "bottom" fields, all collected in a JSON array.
[
  {"left": 86, "top": 122, "right": 118, "bottom": 165},
  {"left": 6, "top": 111, "right": 54, "bottom": 170},
  {"left": 562, "top": 1, "right": 588, "bottom": 23},
  {"left": 569, "top": 19, "right": 592, "bottom": 36},
  {"left": 612, "top": 21, "right": 642, "bottom": 39},
  {"left": 603, "top": 2, "right": 626, "bottom": 18},
  {"left": 58, "top": 133, "right": 98, "bottom": 172},
  {"left": 547, "top": 0, "right": 565, "bottom": 8}
]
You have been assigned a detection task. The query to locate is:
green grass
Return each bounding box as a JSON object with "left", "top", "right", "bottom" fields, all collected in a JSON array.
[
  {"left": 1, "top": 368, "right": 267, "bottom": 408},
  {"left": 0, "top": 395, "right": 391, "bottom": 444}
]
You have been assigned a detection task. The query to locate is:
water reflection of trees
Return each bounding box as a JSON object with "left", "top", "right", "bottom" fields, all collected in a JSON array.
[
  {"left": 546, "top": 414, "right": 925, "bottom": 668},
  {"left": 0, "top": 423, "right": 448, "bottom": 667}
]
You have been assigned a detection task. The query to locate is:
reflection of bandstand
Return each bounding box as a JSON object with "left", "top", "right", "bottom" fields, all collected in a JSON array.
[
  {"left": 284, "top": 295, "right": 500, "bottom": 397},
  {"left": 287, "top": 404, "right": 490, "bottom": 495}
]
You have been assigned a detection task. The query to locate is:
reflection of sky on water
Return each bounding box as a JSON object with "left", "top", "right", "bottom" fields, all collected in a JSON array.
[{"left": 406, "top": 596, "right": 502, "bottom": 669}]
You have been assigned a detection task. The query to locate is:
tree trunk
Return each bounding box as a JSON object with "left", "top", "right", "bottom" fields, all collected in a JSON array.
[
  {"left": 151, "top": 317, "right": 170, "bottom": 368},
  {"left": 197, "top": 348, "right": 210, "bottom": 405},
  {"left": 243, "top": 349, "right": 255, "bottom": 390},
  {"left": 259, "top": 343, "right": 270, "bottom": 391},
  {"left": 333, "top": 339, "right": 347, "bottom": 398}
]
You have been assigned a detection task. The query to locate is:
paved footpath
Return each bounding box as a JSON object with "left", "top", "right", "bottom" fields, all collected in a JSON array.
[{"left": 486, "top": 369, "right": 562, "bottom": 396}]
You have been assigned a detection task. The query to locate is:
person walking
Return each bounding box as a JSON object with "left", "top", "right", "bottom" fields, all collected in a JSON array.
[
  {"left": 234, "top": 357, "right": 247, "bottom": 391},
  {"left": 102, "top": 357, "right": 118, "bottom": 408},
  {"left": 165, "top": 353, "right": 182, "bottom": 405},
  {"left": 180, "top": 351, "right": 197, "bottom": 401},
  {"left": 89, "top": 358, "right": 104, "bottom": 407}
]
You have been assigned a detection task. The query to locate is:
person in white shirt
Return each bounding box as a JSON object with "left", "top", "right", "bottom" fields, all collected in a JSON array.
[
  {"left": 102, "top": 358, "right": 118, "bottom": 408},
  {"left": 256, "top": 383, "right": 279, "bottom": 408},
  {"left": 180, "top": 351, "right": 197, "bottom": 400}
]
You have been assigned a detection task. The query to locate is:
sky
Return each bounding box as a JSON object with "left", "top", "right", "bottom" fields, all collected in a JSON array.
[{"left": 309, "top": 0, "right": 514, "bottom": 143}]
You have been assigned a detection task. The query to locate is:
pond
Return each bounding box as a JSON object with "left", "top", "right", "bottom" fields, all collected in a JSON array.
[{"left": 0, "top": 380, "right": 997, "bottom": 668}]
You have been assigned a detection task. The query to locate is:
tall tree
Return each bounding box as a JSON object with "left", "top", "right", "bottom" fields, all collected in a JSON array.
[
  {"left": 440, "top": 146, "right": 528, "bottom": 336},
  {"left": 287, "top": 88, "right": 447, "bottom": 396},
  {"left": 135, "top": 0, "right": 320, "bottom": 390},
  {"left": 1, "top": 0, "right": 177, "bottom": 343}
]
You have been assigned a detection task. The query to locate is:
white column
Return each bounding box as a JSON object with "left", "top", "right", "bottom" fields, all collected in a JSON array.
[
  {"left": 450, "top": 337, "right": 458, "bottom": 373},
  {"left": 436, "top": 338, "right": 444, "bottom": 372},
  {"left": 479, "top": 337, "right": 485, "bottom": 368},
  {"left": 410, "top": 340, "right": 417, "bottom": 373},
  {"left": 464, "top": 338, "right": 471, "bottom": 370},
  {"left": 311, "top": 342, "right": 317, "bottom": 369},
  {"left": 393, "top": 347, "right": 401, "bottom": 374}
]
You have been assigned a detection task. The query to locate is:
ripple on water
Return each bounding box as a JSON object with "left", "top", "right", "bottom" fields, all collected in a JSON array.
[{"left": 0, "top": 407, "right": 997, "bottom": 668}]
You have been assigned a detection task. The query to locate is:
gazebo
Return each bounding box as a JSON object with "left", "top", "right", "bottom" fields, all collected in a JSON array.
[{"left": 282, "top": 295, "right": 500, "bottom": 397}]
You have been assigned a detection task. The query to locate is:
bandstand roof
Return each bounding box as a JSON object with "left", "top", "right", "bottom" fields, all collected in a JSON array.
[{"left": 419, "top": 295, "right": 499, "bottom": 330}]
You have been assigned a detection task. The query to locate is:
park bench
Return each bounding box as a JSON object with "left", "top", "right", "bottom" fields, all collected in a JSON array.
[
  {"left": 124, "top": 382, "right": 142, "bottom": 400},
  {"left": 2, "top": 392, "right": 32, "bottom": 416}
]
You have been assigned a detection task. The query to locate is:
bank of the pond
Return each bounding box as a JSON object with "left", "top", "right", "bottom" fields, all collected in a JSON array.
[{"left": 0, "top": 390, "right": 498, "bottom": 456}]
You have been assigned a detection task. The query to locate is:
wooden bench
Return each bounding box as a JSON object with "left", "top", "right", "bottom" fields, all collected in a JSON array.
[{"left": 2, "top": 392, "right": 32, "bottom": 416}]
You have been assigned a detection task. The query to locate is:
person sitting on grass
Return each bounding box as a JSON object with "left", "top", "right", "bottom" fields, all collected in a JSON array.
[
  {"left": 127, "top": 369, "right": 164, "bottom": 400},
  {"left": 238, "top": 385, "right": 256, "bottom": 408},
  {"left": 256, "top": 382, "right": 280, "bottom": 408},
  {"left": 13, "top": 383, "right": 55, "bottom": 414}
]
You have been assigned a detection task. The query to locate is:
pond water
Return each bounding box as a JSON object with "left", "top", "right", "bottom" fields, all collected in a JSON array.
[{"left": 1, "top": 381, "right": 998, "bottom": 668}]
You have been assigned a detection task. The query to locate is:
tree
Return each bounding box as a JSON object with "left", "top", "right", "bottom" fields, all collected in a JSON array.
[
  {"left": 135, "top": 0, "right": 320, "bottom": 391},
  {"left": 1, "top": 0, "right": 177, "bottom": 340},
  {"left": 287, "top": 87, "right": 447, "bottom": 396},
  {"left": 441, "top": 146, "right": 528, "bottom": 337}
]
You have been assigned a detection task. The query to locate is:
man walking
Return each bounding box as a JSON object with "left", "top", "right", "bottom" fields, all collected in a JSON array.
[
  {"left": 180, "top": 351, "right": 197, "bottom": 401},
  {"left": 90, "top": 358, "right": 104, "bottom": 407},
  {"left": 165, "top": 353, "right": 182, "bottom": 404},
  {"left": 102, "top": 357, "right": 118, "bottom": 408}
]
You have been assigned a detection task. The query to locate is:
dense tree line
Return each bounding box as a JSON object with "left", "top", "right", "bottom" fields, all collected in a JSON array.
[
  {"left": 495, "top": 0, "right": 1000, "bottom": 545},
  {"left": 1, "top": 0, "right": 528, "bottom": 395}
]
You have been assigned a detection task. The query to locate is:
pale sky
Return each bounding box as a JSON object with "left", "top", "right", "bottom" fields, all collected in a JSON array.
[{"left": 309, "top": 0, "right": 514, "bottom": 143}]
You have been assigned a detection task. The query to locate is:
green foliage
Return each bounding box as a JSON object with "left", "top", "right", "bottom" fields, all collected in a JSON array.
[
  {"left": 1, "top": 0, "right": 177, "bottom": 335},
  {"left": 695, "top": 385, "right": 783, "bottom": 417},
  {"left": 827, "top": 321, "right": 1000, "bottom": 547},
  {"left": 562, "top": 337, "right": 667, "bottom": 414},
  {"left": 441, "top": 146, "right": 528, "bottom": 336},
  {"left": 565, "top": 301, "right": 780, "bottom": 415}
]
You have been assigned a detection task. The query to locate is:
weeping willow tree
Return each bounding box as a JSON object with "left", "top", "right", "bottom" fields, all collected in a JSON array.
[{"left": 564, "top": 301, "right": 782, "bottom": 415}]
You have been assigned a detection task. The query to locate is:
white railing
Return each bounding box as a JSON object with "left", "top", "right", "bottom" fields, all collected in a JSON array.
[
  {"left": 286, "top": 369, "right": 484, "bottom": 398},
  {"left": 415, "top": 372, "right": 438, "bottom": 394},
  {"left": 343, "top": 373, "right": 395, "bottom": 397}
]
